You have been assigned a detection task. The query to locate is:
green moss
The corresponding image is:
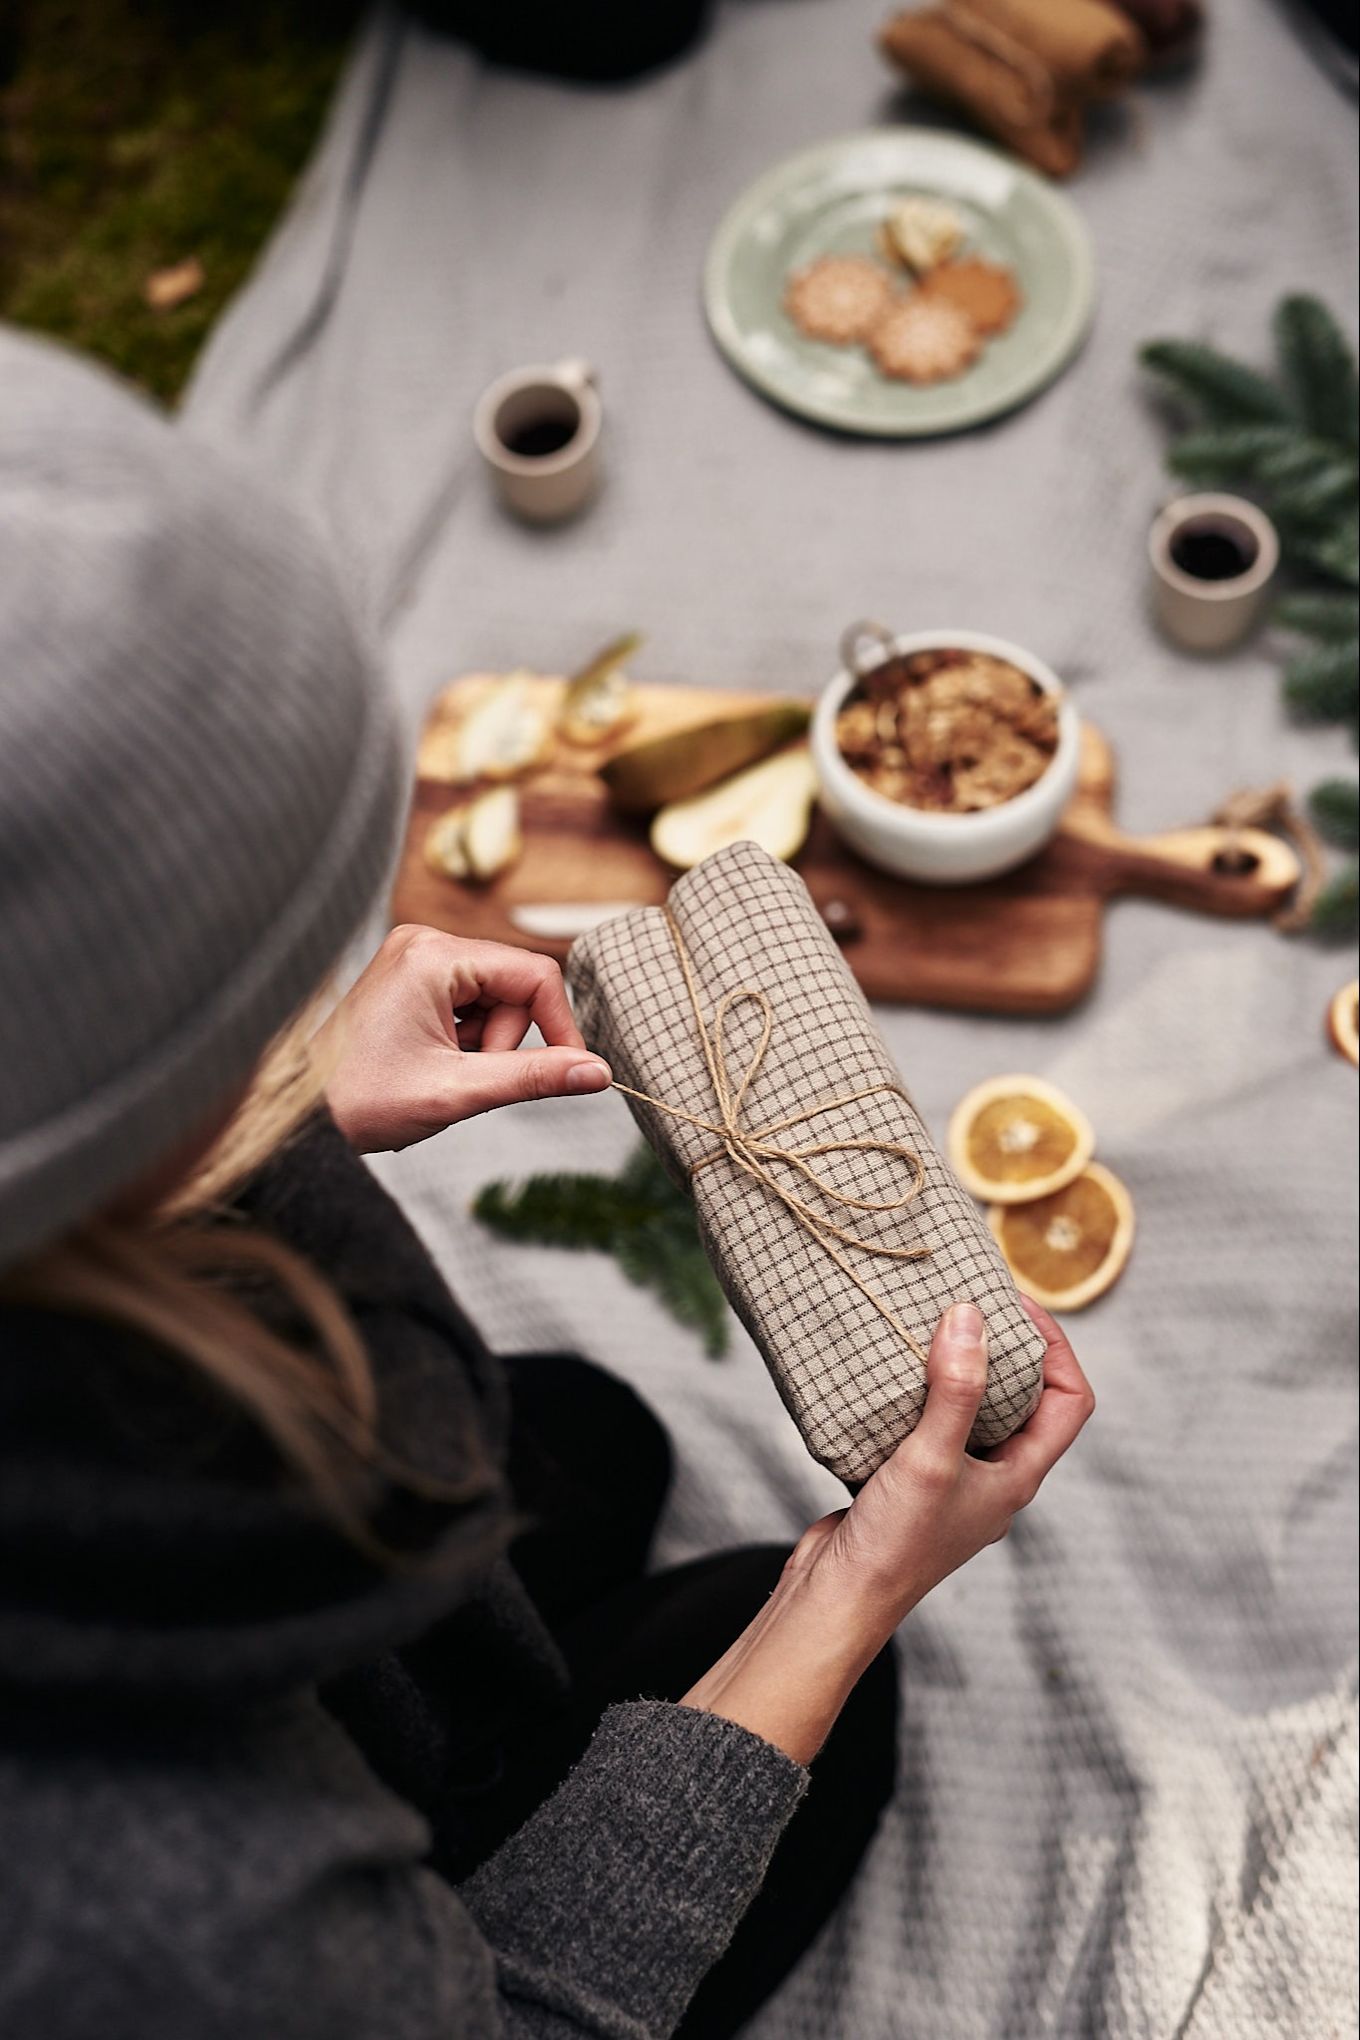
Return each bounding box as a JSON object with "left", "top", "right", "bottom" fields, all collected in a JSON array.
[{"left": 0, "top": 1, "right": 361, "bottom": 402}]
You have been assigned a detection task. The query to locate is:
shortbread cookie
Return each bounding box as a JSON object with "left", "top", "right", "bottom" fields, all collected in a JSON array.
[
  {"left": 868, "top": 295, "right": 980, "bottom": 384},
  {"left": 784, "top": 255, "right": 897, "bottom": 345},
  {"left": 921, "top": 257, "right": 1022, "bottom": 337},
  {"left": 877, "top": 196, "right": 967, "bottom": 274}
]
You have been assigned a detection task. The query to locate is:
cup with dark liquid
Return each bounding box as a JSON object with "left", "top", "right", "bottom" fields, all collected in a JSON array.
[
  {"left": 474, "top": 360, "right": 601, "bottom": 524},
  {"left": 1148, "top": 492, "right": 1279, "bottom": 653}
]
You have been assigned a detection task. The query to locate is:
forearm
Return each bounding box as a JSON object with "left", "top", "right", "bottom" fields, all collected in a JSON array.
[
  {"left": 679, "top": 1561, "right": 881, "bottom": 1766},
  {"left": 461, "top": 1700, "right": 806, "bottom": 2038}
]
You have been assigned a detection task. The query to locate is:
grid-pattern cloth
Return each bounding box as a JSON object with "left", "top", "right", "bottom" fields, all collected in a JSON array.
[{"left": 568, "top": 842, "right": 1045, "bottom": 1483}]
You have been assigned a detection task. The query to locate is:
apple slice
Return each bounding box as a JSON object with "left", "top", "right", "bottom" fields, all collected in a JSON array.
[{"left": 650, "top": 746, "right": 817, "bottom": 872}]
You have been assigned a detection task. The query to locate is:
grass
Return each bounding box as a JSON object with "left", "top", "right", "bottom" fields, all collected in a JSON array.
[{"left": 0, "top": 0, "right": 361, "bottom": 402}]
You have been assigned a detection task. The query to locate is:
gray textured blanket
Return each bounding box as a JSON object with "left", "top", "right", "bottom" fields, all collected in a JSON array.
[{"left": 185, "top": 5, "right": 1359, "bottom": 2033}]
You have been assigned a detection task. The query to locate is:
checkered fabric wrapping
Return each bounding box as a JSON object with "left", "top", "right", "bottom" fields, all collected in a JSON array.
[{"left": 568, "top": 841, "right": 1046, "bottom": 1484}]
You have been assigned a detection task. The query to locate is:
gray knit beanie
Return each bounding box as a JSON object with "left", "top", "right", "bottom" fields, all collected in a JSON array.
[{"left": 0, "top": 328, "right": 406, "bottom": 1267}]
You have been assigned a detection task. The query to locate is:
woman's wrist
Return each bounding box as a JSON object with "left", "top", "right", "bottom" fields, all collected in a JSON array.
[{"left": 679, "top": 1565, "right": 887, "bottom": 1765}]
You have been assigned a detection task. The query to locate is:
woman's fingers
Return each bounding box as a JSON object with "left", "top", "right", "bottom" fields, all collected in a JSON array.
[
  {"left": 906, "top": 1302, "right": 991, "bottom": 1466},
  {"left": 452, "top": 944, "right": 585, "bottom": 1051},
  {"left": 477, "top": 1003, "right": 532, "bottom": 1053},
  {"left": 986, "top": 1297, "right": 1095, "bottom": 1496},
  {"left": 1018, "top": 1293, "right": 1087, "bottom": 1391},
  {"left": 446, "top": 1046, "right": 612, "bottom": 1120}
]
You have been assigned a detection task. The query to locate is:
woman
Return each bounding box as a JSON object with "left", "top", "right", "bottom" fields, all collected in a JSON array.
[{"left": 0, "top": 328, "right": 1094, "bottom": 2040}]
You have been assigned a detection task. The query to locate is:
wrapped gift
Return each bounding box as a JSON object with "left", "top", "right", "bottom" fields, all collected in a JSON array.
[{"left": 568, "top": 841, "right": 1046, "bottom": 1485}]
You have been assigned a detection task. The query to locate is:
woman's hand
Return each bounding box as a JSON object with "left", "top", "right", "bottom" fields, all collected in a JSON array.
[
  {"left": 317, "top": 925, "right": 612, "bottom": 1153},
  {"left": 681, "top": 1297, "right": 1094, "bottom": 1765}
]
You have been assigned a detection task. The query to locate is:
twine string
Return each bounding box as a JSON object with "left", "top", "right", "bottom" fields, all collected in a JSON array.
[{"left": 611, "top": 909, "right": 933, "bottom": 1366}]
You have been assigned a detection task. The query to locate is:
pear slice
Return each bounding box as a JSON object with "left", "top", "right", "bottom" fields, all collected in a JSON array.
[
  {"left": 451, "top": 672, "right": 553, "bottom": 783},
  {"left": 558, "top": 632, "right": 641, "bottom": 746},
  {"left": 463, "top": 786, "right": 524, "bottom": 880},
  {"left": 602, "top": 702, "right": 811, "bottom": 814},
  {"left": 424, "top": 788, "right": 523, "bottom": 883},
  {"left": 651, "top": 746, "right": 817, "bottom": 872},
  {"left": 424, "top": 805, "right": 472, "bottom": 880}
]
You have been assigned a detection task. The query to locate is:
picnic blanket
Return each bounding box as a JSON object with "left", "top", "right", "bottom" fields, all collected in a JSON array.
[{"left": 184, "top": 5, "right": 1359, "bottom": 2033}]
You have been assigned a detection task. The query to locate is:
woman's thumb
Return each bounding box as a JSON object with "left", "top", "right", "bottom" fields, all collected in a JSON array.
[{"left": 453, "top": 1047, "right": 613, "bottom": 1119}]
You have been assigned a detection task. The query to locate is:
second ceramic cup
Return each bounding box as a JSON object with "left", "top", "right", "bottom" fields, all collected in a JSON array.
[
  {"left": 1148, "top": 492, "right": 1279, "bottom": 654},
  {"left": 474, "top": 360, "right": 601, "bottom": 525}
]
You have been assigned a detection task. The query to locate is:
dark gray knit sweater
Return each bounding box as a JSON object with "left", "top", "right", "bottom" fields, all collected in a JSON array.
[{"left": 0, "top": 1118, "right": 805, "bottom": 2038}]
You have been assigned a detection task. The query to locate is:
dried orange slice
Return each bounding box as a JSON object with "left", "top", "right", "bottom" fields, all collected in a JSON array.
[
  {"left": 988, "top": 1163, "right": 1135, "bottom": 1312},
  {"left": 1328, "top": 979, "right": 1359, "bottom": 1068},
  {"left": 947, "top": 1075, "right": 1094, "bottom": 1206}
]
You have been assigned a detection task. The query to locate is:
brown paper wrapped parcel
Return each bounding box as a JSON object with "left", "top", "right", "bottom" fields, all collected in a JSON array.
[{"left": 568, "top": 841, "right": 1046, "bottom": 1485}]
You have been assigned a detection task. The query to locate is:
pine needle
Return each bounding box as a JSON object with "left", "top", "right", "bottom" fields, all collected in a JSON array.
[
  {"left": 1271, "top": 465, "right": 1360, "bottom": 535},
  {"left": 1311, "top": 863, "right": 1359, "bottom": 939},
  {"left": 1275, "top": 592, "right": 1360, "bottom": 641},
  {"left": 1285, "top": 642, "right": 1360, "bottom": 723},
  {"left": 1289, "top": 515, "right": 1360, "bottom": 590},
  {"left": 1140, "top": 339, "right": 1295, "bottom": 427},
  {"left": 1309, "top": 779, "right": 1360, "bottom": 853},
  {"left": 1165, "top": 425, "right": 1318, "bottom": 489},
  {"left": 1274, "top": 295, "right": 1360, "bottom": 450},
  {"left": 472, "top": 1146, "right": 731, "bottom": 1358}
]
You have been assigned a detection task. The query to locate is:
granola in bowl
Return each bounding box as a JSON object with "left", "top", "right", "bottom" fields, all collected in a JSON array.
[{"left": 835, "top": 646, "right": 1061, "bottom": 814}]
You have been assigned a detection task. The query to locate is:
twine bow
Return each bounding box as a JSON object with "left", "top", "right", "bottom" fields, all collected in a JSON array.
[{"left": 612, "top": 909, "right": 933, "bottom": 1365}]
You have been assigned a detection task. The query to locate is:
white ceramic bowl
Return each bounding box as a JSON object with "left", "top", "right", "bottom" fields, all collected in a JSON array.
[{"left": 811, "top": 628, "right": 1081, "bottom": 886}]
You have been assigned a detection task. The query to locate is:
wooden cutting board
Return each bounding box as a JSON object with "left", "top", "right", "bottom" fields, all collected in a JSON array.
[{"left": 391, "top": 676, "right": 1299, "bottom": 1015}]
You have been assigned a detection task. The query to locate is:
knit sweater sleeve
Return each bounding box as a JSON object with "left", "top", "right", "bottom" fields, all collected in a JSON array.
[
  {"left": 0, "top": 1690, "right": 804, "bottom": 2040},
  {"left": 456, "top": 1699, "right": 807, "bottom": 2036}
]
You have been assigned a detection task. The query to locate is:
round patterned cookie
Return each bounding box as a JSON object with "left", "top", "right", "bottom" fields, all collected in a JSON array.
[
  {"left": 921, "top": 257, "right": 1022, "bottom": 337},
  {"left": 868, "top": 295, "right": 981, "bottom": 384},
  {"left": 784, "top": 255, "right": 898, "bottom": 345}
]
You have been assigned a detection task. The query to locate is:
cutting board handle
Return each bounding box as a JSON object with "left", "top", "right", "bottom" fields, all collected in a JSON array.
[{"left": 1065, "top": 810, "right": 1301, "bottom": 917}]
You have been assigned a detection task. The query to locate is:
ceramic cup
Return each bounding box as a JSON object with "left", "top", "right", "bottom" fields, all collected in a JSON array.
[
  {"left": 1148, "top": 492, "right": 1279, "bottom": 654},
  {"left": 473, "top": 360, "right": 601, "bottom": 525}
]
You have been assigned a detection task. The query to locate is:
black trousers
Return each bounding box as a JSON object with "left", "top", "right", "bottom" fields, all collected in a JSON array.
[{"left": 487, "top": 1353, "right": 899, "bottom": 2040}]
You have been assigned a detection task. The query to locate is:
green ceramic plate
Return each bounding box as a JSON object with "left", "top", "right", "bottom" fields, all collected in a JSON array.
[{"left": 703, "top": 130, "right": 1095, "bottom": 437}]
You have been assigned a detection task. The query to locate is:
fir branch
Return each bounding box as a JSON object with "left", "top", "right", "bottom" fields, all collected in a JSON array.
[
  {"left": 1308, "top": 778, "right": 1360, "bottom": 852},
  {"left": 473, "top": 1169, "right": 653, "bottom": 1250},
  {"left": 1275, "top": 592, "right": 1360, "bottom": 641},
  {"left": 1144, "top": 301, "right": 1360, "bottom": 942},
  {"left": 1284, "top": 641, "right": 1360, "bottom": 722},
  {"left": 619, "top": 1142, "right": 680, "bottom": 1204},
  {"left": 1165, "top": 424, "right": 1310, "bottom": 489},
  {"left": 1274, "top": 295, "right": 1360, "bottom": 450},
  {"left": 473, "top": 1146, "right": 730, "bottom": 1357},
  {"left": 614, "top": 1230, "right": 729, "bottom": 1358},
  {"left": 1270, "top": 463, "right": 1360, "bottom": 534},
  {"left": 1253, "top": 437, "right": 1353, "bottom": 492},
  {"left": 1255, "top": 436, "right": 1351, "bottom": 489},
  {"left": 1288, "top": 514, "right": 1360, "bottom": 590},
  {"left": 1310, "top": 862, "right": 1359, "bottom": 939},
  {"left": 1140, "top": 338, "right": 1295, "bottom": 428}
]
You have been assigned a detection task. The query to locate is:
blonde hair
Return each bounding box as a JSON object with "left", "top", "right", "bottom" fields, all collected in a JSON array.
[{"left": 2, "top": 1007, "right": 491, "bottom": 1544}]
